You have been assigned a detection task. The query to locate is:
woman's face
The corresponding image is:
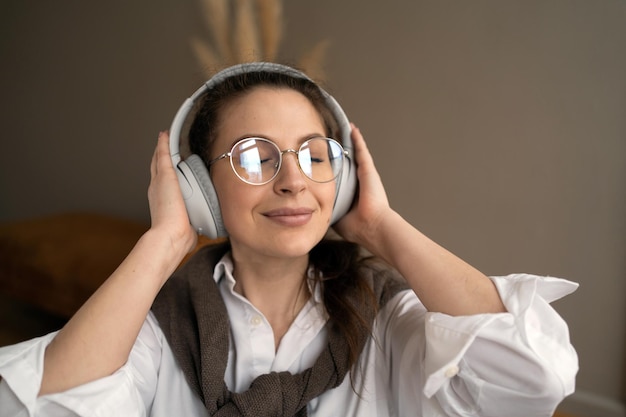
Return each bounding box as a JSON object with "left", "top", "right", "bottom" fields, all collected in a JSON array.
[{"left": 210, "top": 86, "right": 336, "bottom": 261}]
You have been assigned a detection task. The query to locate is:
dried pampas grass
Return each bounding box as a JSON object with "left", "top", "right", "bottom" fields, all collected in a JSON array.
[
  {"left": 189, "top": 36, "right": 221, "bottom": 71},
  {"left": 233, "top": 0, "right": 261, "bottom": 62},
  {"left": 297, "top": 39, "right": 331, "bottom": 83},
  {"left": 199, "top": 0, "right": 232, "bottom": 64},
  {"left": 255, "top": 0, "right": 282, "bottom": 61},
  {"left": 190, "top": 0, "right": 329, "bottom": 79}
]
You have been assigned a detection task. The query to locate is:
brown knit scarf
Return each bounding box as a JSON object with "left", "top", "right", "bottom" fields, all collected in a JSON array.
[{"left": 152, "top": 243, "right": 407, "bottom": 416}]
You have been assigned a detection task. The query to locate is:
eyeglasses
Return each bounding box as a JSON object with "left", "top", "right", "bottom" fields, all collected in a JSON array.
[{"left": 209, "top": 137, "right": 347, "bottom": 185}]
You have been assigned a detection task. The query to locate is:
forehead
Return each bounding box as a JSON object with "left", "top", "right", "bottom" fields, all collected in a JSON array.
[{"left": 216, "top": 86, "right": 327, "bottom": 141}]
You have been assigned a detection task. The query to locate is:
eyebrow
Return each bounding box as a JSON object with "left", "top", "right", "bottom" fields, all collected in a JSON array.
[{"left": 225, "top": 133, "right": 327, "bottom": 149}]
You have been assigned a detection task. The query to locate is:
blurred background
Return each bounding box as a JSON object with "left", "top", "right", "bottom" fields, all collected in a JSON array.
[{"left": 0, "top": 1, "right": 624, "bottom": 416}]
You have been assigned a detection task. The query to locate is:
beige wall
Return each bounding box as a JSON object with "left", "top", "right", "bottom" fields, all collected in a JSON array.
[{"left": 1, "top": 0, "right": 624, "bottom": 412}]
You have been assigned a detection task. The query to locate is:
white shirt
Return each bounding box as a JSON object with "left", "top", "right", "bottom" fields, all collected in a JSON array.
[{"left": 0, "top": 253, "right": 578, "bottom": 417}]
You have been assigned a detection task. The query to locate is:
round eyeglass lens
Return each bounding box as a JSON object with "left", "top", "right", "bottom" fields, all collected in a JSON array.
[
  {"left": 230, "top": 138, "right": 279, "bottom": 184},
  {"left": 299, "top": 138, "right": 344, "bottom": 182}
]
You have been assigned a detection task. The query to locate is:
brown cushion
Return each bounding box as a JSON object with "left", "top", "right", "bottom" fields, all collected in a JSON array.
[
  {"left": 0, "top": 213, "right": 224, "bottom": 319},
  {"left": 0, "top": 213, "right": 148, "bottom": 318}
]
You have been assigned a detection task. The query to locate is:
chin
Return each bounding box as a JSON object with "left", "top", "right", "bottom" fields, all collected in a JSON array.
[
  {"left": 269, "top": 235, "right": 323, "bottom": 258},
  {"left": 233, "top": 231, "right": 325, "bottom": 260}
]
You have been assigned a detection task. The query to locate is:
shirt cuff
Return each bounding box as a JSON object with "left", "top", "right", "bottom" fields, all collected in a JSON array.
[
  {"left": 422, "top": 274, "right": 578, "bottom": 398},
  {"left": 0, "top": 332, "right": 56, "bottom": 414},
  {"left": 41, "top": 366, "right": 145, "bottom": 417},
  {"left": 0, "top": 330, "right": 148, "bottom": 417}
]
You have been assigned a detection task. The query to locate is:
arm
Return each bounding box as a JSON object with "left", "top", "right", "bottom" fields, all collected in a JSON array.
[
  {"left": 334, "top": 125, "right": 505, "bottom": 315},
  {"left": 39, "top": 132, "right": 197, "bottom": 395}
]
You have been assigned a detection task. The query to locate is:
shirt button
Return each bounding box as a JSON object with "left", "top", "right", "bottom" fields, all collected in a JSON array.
[
  {"left": 444, "top": 365, "right": 459, "bottom": 378},
  {"left": 250, "top": 315, "right": 263, "bottom": 326}
]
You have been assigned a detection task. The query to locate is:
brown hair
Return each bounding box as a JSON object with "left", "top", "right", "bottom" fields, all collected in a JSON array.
[
  {"left": 188, "top": 68, "right": 378, "bottom": 375},
  {"left": 309, "top": 239, "right": 380, "bottom": 373}
]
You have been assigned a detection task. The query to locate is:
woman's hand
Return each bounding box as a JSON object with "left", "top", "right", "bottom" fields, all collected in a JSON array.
[
  {"left": 148, "top": 131, "right": 197, "bottom": 258},
  {"left": 333, "top": 124, "right": 395, "bottom": 250}
]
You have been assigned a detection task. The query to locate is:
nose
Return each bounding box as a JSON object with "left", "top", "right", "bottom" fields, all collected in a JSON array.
[{"left": 273, "top": 150, "right": 307, "bottom": 194}]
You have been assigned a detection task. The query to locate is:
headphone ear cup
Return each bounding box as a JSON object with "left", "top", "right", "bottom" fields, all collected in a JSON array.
[{"left": 176, "top": 154, "right": 227, "bottom": 239}]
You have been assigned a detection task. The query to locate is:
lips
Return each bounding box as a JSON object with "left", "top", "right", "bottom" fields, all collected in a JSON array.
[{"left": 262, "top": 207, "right": 314, "bottom": 227}]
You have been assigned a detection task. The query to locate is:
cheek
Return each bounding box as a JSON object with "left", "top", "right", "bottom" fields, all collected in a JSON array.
[
  {"left": 215, "top": 182, "right": 245, "bottom": 211},
  {"left": 215, "top": 187, "right": 248, "bottom": 234},
  {"left": 211, "top": 170, "right": 245, "bottom": 218}
]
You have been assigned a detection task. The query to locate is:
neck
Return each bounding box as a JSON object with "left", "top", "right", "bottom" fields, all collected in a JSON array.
[{"left": 230, "top": 250, "right": 312, "bottom": 348}]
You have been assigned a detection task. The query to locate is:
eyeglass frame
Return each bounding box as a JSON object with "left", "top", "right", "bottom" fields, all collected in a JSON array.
[{"left": 208, "top": 136, "right": 349, "bottom": 185}]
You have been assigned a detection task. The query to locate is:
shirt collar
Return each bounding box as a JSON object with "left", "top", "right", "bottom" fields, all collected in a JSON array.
[{"left": 213, "top": 251, "right": 324, "bottom": 304}]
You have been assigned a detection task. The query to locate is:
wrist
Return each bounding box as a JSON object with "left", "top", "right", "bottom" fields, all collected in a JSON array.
[
  {"left": 354, "top": 209, "right": 405, "bottom": 261},
  {"left": 135, "top": 228, "right": 196, "bottom": 280}
]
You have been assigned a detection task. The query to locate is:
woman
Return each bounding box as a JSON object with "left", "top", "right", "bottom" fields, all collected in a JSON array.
[{"left": 0, "top": 63, "right": 577, "bottom": 416}]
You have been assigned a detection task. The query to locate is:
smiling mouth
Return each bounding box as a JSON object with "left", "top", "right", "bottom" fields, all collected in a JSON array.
[{"left": 262, "top": 208, "right": 314, "bottom": 227}]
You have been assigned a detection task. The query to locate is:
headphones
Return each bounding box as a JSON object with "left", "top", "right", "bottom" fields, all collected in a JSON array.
[{"left": 169, "top": 62, "right": 357, "bottom": 239}]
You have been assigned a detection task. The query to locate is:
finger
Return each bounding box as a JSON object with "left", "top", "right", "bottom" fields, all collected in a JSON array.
[
  {"left": 153, "top": 131, "right": 174, "bottom": 175},
  {"left": 150, "top": 134, "right": 162, "bottom": 179},
  {"left": 349, "top": 123, "right": 389, "bottom": 203},
  {"left": 350, "top": 123, "right": 375, "bottom": 169}
]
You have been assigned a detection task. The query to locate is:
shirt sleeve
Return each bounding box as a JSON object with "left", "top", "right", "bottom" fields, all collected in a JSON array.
[
  {"left": 0, "top": 313, "right": 164, "bottom": 417},
  {"left": 381, "top": 273, "right": 578, "bottom": 417}
]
